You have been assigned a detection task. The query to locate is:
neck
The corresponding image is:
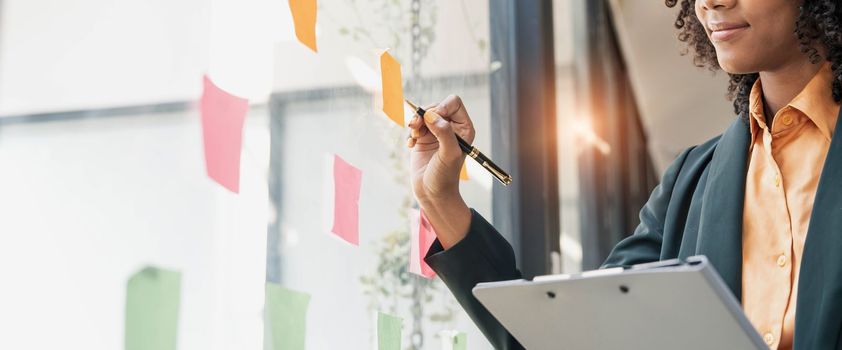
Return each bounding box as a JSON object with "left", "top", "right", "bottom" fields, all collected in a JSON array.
[{"left": 758, "top": 57, "right": 824, "bottom": 124}]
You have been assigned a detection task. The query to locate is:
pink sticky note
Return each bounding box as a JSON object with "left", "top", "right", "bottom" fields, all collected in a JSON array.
[
  {"left": 331, "top": 155, "right": 362, "bottom": 245},
  {"left": 409, "top": 209, "right": 421, "bottom": 275},
  {"left": 409, "top": 209, "right": 437, "bottom": 278},
  {"left": 200, "top": 75, "right": 249, "bottom": 193}
]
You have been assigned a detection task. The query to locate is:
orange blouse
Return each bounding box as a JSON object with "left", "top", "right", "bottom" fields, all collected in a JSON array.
[{"left": 742, "top": 60, "right": 840, "bottom": 350}]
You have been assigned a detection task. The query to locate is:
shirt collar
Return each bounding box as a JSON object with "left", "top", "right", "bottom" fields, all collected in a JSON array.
[{"left": 748, "top": 60, "right": 840, "bottom": 141}]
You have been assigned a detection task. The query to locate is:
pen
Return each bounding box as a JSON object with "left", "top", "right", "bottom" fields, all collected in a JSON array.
[{"left": 405, "top": 99, "right": 513, "bottom": 186}]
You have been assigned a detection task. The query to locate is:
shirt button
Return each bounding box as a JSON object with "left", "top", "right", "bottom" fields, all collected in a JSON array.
[
  {"left": 764, "top": 332, "right": 775, "bottom": 346},
  {"left": 777, "top": 255, "right": 788, "bottom": 267},
  {"left": 782, "top": 114, "right": 793, "bottom": 126}
]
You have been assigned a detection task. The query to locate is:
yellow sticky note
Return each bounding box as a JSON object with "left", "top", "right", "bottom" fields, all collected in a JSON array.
[
  {"left": 380, "top": 51, "right": 404, "bottom": 127},
  {"left": 459, "top": 161, "right": 469, "bottom": 181},
  {"left": 289, "top": 0, "right": 317, "bottom": 52}
]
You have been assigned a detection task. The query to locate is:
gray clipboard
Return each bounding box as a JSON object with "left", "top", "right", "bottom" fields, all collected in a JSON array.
[{"left": 472, "top": 256, "right": 767, "bottom": 350}]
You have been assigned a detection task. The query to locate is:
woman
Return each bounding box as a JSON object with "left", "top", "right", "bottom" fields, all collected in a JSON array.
[{"left": 406, "top": 0, "right": 842, "bottom": 349}]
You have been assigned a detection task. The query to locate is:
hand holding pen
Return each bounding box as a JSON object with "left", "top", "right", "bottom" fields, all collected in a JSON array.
[
  {"left": 405, "top": 95, "right": 513, "bottom": 248},
  {"left": 406, "top": 95, "right": 512, "bottom": 182},
  {"left": 405, "top": 95, "right": 477, "bottom": 248},
  {"left": 406, "top": 94, "right": 474, "bottom": 195}
]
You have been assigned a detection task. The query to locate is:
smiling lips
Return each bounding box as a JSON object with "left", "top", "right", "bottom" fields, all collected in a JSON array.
[{"left": 709, "top": 22, "right": 750, "bottom": 42}]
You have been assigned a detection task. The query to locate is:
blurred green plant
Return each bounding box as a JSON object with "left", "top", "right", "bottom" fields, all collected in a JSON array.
[{"left": 334, "top": 0, "right": 438, "bottom": 66}]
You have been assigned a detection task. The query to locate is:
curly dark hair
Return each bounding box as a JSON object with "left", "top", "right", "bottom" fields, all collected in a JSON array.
[{"left": 665, "top": 0, "right": 842, "bottom": 120}]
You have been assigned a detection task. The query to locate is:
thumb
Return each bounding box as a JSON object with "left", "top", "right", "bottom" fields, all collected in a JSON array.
[{"left": 423, "top": 108, "right": 462, "bottom": 162}]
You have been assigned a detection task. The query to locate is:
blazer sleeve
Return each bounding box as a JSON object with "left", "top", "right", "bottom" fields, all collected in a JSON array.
[
  {"left": 601, "top": 146, "right": 695, "bottom": 268},
  {"left": 424, "top": 146, "right": 695, "bottom": 349},
  {"left": 424, "top": 209, "right": 524, "bottom": 350}
]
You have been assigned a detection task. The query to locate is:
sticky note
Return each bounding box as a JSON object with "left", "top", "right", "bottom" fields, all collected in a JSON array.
[
  {"left": 452, "top": 332, "right": 467, "bottom": 350},
  {"left": 265, "top": 283, "right": 310, "bottom": 350},
  {"left": 200, "top": 75, "right": 249, "bottom": 193},
  {"left": 418, "top": 210, "right": 437, "bottom": 277},
  {"left": 459, "top": 161, "right": 469, "bottom": 181},
  {"left": 377, "top": 312, "right": 402, "bottom": 350},
  {"left": 409, "top": 209, "right": 436, "bottom": 278},
  {"left": 439, "top": 331, "right": 467, "bottom": 350},
  {"left": 124, "top": 266, "right": 181, "bottom": 350},
  {"left": 331, "top": 154, "right": 362, "bottom": 245},
  {"left": 408, "top": 209, "right": 421, "bottom": 275},
  {"left": 288, "top": 0, "right": 317, "bottom": 52},
  {"left": 380, "top": 51, "right": 404, "bottom": 127}
]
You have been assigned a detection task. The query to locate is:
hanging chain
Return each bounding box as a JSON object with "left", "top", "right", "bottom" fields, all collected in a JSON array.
[
  {"left": 411, "top": 0, "right": 423, "bottom": 81},
  {"left": 409, "top": 2, "right": 425, "bottom": 349}
]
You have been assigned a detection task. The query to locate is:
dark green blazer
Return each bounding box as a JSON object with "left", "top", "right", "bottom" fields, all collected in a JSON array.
[{"left": 424, "top": 113, "right": 842, "bottom": 350}]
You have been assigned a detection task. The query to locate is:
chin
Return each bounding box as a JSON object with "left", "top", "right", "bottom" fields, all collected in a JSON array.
[{"left": 715, "top": 55, "right": 759, "bottom": 75}]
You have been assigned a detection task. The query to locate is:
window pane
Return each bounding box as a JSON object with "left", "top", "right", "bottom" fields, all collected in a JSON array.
[
  {"left": 553, "top": 0, "right": 583, "bottom": 273},
  {"left": 1, "top": 0, "right": 497, "bottom": 348},
  {"left": 270, "top": 0, "right": 494, "bottom": 348}
]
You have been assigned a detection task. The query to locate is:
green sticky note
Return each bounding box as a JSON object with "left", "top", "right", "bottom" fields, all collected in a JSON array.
[
  {"left": 124, "top": 266, "right": 182, "bottom": 350},
  {"left": 265, "top": 283, "right": 311, "bottom": 350},
  {"left": 377, "top": 312, "right": 402, "bottom": 350},
  {"left": 452, "top": 332, "right": 467, "bottom": 350}
]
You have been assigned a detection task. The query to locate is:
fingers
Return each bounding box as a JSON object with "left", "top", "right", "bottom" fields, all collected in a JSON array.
[
  {"left": 408, "top": 115, "right": 426, "bottom": 133},
  {"left": 422, "top": 109, "right": 462, "bottom": 161},
  {"left": 407, "top": 115, "right": 433, "bottom": 149},
  {"left": 432, "top": 95, "right": 475, "bottom": 144},
  {"left": 407, "top": 104, "right": 436, "bottom": 148},
  {"left": 407, "top": 96, "right": 473, "bottom": 151},
  {"left": 435, "top": 95, "right": 470, "bottom": 124},
  {"left": 410, "top": 124, "right": 422, "bottom": 139}
]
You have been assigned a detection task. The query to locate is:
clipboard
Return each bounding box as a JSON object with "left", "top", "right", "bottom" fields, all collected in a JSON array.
[{"left": 472, "top": 256, "right": 767, "bottom": 350}]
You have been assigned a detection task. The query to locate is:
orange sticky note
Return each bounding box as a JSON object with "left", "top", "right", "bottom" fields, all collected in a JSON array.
[
  {"left": 200, "top": 75, "right": 249, "bottom": 193},
  {"left": 409, "top": 209, "right": 436, "bottom": 278},
  {"left": 331, "top": 155, "right": 362, "bottom": 245},
  {"left": 459, "top": 161, "right": 469, "bottom": 181},
  {"left": 380, "top": 51, "right": 404, "bottom": 126},
  {"left": 289, "top": 0, "right": 317, "bottom": 52}
]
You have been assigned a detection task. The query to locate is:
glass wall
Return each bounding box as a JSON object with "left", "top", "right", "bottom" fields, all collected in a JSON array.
[
  {"left": 0, "top": 106, "right": 271, "bottom": 349},
  {"left": 0, "top": 0, "right": 590, "bottom": 349},
  {"left": 269, "top": 0, "right": 494, "bottom": 348},
  {"left": 553, "top": 0, "right": 583, "bottom": 274}
]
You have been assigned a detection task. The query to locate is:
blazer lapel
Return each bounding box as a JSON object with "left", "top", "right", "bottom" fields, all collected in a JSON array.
[
  {"left": 696, "top": 118, "right": 751, "bottom": 300},
  {"left": 794, "top": 107, "right": 842, "bottom": 349}
]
